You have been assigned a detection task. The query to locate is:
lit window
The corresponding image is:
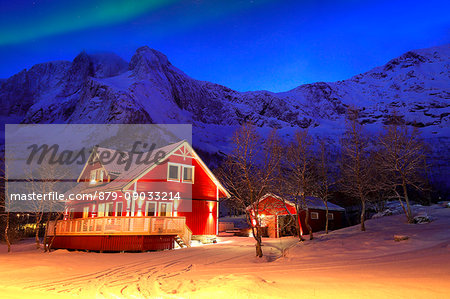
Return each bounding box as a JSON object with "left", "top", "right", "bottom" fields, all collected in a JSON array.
[
  {"left": 105, "top": 203, "right": 114, "bottom": 217},
  {"left": 116, "top": 202, "right": 123, "bottom": 216},
  {"left": 311, "top": 212, "right": 319, "bottom": 220},
  {"left": 83, "top": 206, "right": 89, "bottom": 218},
  {"left": 168, "top": 164, "right": 180, "bottom": 181},
  {"left": 145, "top": 202, "right": 157, "bottom": 216},
  {"left": 89, "top": 169, "right": 104, "bottom": 184},
  {"left": 327, "top": 213, "right": 334, "bottom": 220},
  {"left": 90, "top": 170, "right": 97, "bottom": 184},
  {"left": 98, "top": 203, "right": 105, "bottom": 217},
  {"left": 159, "top": 202, "right": 172, "bottom": 217},
  {"left": 182, "top": 166, "right": 194, "bottom": 183}
]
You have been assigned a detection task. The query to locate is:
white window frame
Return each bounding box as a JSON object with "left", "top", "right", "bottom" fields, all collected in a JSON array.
[
  {"left": 116, "top": 202, "right": 123, "bottom": 216},
  {"left": 182, "top": 165, "right": 194, "bottom": 184},
  {"left": 167, "top": 163, "right": 181, "bottom": 182},
  {"left": 145, "top": 202, "right": 157, "bottom": 217},
  {"left": 158, "top": 202, "right": 173, "bottom": 217},
  {"left": 327, "top": 212, "right": 334, "bottom": 220},
  {"left": 311, "top": 212, "right": 319, "bottom": 220}
]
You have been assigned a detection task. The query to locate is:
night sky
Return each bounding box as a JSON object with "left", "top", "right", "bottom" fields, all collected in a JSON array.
[{"left": 0, "top": 0, "right": 449, "bottom": 92}]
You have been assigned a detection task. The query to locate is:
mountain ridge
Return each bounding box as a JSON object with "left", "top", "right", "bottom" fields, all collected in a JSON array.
[{"left": 0, "top": 44, "right": 448, "bottom": 189}]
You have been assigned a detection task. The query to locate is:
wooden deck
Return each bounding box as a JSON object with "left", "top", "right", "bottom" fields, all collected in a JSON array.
[{"left": 47, "top": 216, "right": 192, "bottom": 249}]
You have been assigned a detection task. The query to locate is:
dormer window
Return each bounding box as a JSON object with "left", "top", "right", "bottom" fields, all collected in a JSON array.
[{"left": 90, "top": 169, "right": 104, "bottom": 185}]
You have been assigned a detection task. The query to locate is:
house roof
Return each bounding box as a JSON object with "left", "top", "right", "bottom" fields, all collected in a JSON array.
[
  {"left": 66, "top": 140, "right": 230, "bottom": 198},
  {"left": 255, "top": 193, "right": 345, "bottom": 212},
  {"left": 95, "top": 147, "right": 130, "bottom": 175},
  {"left": 293, "top": 196, "right": 345, "bottom": 212}
]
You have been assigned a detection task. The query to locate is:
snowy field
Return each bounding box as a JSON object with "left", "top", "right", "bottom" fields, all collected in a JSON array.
[{"left": 1, "top": 205, "right": 449, "bottom": 299}]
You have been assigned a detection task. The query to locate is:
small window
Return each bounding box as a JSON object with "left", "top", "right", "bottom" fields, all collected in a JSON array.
[
  {"left": 105, "top": 203, "right": 114, "bottom": 217},
  {"left": 83, "top": 206, "right": 89, "bottom": 218},
  {"left": 69, "top": 208, "right": 75, "bottom": 219},
  {"left": 98, "top": 203, "right": 105, "bottom": 217},
  {"left": 182, "top": 166, "right": 194, "bottom": 183},
  {"left": 327, "top": 213, "right": 334, "bottom": 220},
  {"left": 90, "top": 170, "right": 97, "bottom": 184},
  {"left": 168, "top": 164, "right": 180, "bottom": 181},
  {"left": 116, "top": 202, "right": 123, "bottom": 216},
  {"left": 89, "top": 169, "right": 104, "bottom": 184},
  {"left": 145, "top": 202, "right": 157, "bottom": 216},
  {"left": 159, "top": 202, "right": 172, "bottom": 217},
  {"left": 311, "top": 212, "right": 319, "bottom": 220}
]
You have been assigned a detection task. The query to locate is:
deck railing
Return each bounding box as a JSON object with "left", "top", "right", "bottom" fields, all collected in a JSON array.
[{"left": 47, "top": 216, "right": 192, "bottom": 245}]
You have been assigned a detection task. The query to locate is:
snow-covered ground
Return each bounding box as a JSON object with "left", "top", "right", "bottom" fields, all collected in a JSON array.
[{"left": 1, "top": 205, "right": 449, "bottom": 298}]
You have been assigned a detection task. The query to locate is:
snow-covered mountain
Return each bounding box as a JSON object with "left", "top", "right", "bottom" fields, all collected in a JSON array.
[{"left": 1, "top": 44, "right": 449, "bottom": 188}]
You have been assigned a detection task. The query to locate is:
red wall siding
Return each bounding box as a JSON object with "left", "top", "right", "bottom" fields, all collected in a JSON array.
[
  {"left": 298, "top": 209, "right": 343, "bottom": 233},
  {"left": 67, "top": 145, "right": 222, "bottom": 236},
  {"left": 178, "top": 200, "right": 217, "bottom": 235},
  {"left": 135, "top": 154, "right": 218, "bottom": 200},
  {"left": 257, "top": 196, "right": 344, "bottom": 235},
  {"left": 50, "top": 235, "right": 175, "bottom": 251}
]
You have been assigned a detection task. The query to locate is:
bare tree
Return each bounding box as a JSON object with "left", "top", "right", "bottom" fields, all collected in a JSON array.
[
  {"left": 377, "top": 121, "right": 428, "bottom": 223},
  {"left": 340, "top": 108, "right": 376, "bottom": 231},
  {"left": 24, "top": 159, "right": 67, "bottom": 250},
  {"left": 314, "top": 138, "right": 334, "bottom": 234},
  {"left": 283, "top": 130, "right": 316, "bottom": 240},
  {"left": 216, "top": 124, "right": 283, "bottom": 257},
  {"left": 0, "top": 156, "right": 12, "bottom": 252}
]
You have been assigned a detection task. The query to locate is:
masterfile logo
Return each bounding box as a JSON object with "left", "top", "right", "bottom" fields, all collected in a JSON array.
[{"left": 5, "top": 124, "right": 192, "bottom": 212}]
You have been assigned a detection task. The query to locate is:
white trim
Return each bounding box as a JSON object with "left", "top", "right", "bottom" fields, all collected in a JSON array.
[
  {"left": 216, "top": 186, "right": 219, "bottom": 235},
  {"left": 327, "top": 212, "right": 334, "bottom": 220},
  {"left": 182, "top": 142, "right": 230, "bottom": 197},
  {"left": 311, "top": 212, "right": 319, "bottom": 220}
]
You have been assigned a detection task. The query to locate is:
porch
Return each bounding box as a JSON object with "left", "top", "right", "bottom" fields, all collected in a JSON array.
[{"left": 47, "top": 216, "right": 192, "bottom": 251}]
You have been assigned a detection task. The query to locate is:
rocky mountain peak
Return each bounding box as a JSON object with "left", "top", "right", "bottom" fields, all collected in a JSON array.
[{"left": 129, "top": 46, "right": 172, "bottom": 78}]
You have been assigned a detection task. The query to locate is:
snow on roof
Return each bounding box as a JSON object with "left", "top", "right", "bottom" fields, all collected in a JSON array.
[
  {"left": 66, "top": 140, "right": 230, "bottom": 198},
  {"left": 295, "top": 196, "right": 346, "bottom": 212},
  {"left": 67, "top": 141, "right": 185, "bottom": 196},
  {"left": 256, "top": 193, "right": 345, "bottom": 212}
]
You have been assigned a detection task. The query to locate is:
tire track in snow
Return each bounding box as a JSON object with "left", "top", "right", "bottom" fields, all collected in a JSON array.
[{"left": 22, "top": 249, "right": 205, "bottom": 297}]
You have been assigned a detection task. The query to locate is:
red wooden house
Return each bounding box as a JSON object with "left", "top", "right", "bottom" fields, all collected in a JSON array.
[
  {"left": 47, "top": 140, "right": 230, "bottom": 251},
  {"left": 252, "top": 193, "right": 345, "bottom": 238}
]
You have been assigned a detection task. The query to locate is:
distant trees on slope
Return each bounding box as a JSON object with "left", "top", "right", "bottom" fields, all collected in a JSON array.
[{"left": 217, "top": 107, "right": 430, "bottom": 257}]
